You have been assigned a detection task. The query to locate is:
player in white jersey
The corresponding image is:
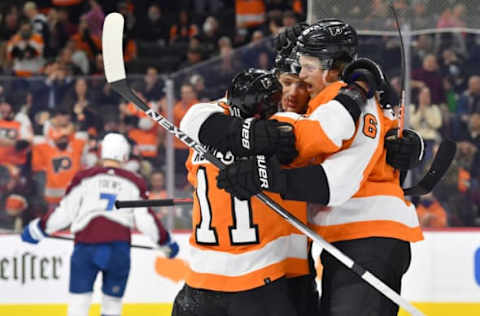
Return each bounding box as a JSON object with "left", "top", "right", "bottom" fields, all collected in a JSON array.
[{"left": 21, "top": 133, "right": 179, "bottom": 316}]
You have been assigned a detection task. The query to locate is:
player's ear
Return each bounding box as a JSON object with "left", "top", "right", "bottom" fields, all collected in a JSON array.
[{"left": 325, "top": 69, "right": 340, "bottom": 83}]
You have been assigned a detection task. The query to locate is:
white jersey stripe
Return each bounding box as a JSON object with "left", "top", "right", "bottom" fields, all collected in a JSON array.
[
  {"left": 189, "top": 234, "right": 307, "bottom": 277},
  {"left": 307, "top": 99, "right": 356, "bottom": 148},
  {"left": 308, "top": 195, "right": 420, "bottom": 228},
  {"left": 180, "top": 100, "right": 226, "bottom": 143}
]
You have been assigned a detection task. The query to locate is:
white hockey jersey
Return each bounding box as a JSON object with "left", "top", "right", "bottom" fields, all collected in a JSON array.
[{"left": 39, "top": 166, "right": 169, "bottom": 245}]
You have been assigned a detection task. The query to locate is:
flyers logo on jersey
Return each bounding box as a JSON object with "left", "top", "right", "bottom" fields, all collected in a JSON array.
[
  {"left": 0, "top": 128, "right": 18, "bottom": 140},
  {"left": 52, "top": 157, "right": 72, "bottom": 173}
]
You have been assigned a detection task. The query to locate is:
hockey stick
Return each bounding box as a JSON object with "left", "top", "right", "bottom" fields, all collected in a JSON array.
[
  {"left": 403, "top": 139, "right": 456, "bottom": 195},
  {"left": 115, "top": 198, "right": 193, "bottom": 209},
  {"left": 389, "top": 2, "right": 406, "bottom": 138},
  {"left": 102, "top": 13, "right": 424, "bottom": 316},
  {"left": 389, "top": 3, "right": 456, "bottom": 196}
]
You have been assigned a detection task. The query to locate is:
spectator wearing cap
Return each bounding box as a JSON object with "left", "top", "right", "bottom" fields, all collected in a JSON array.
[
  {"left": 7, "top": 19, "right": 44, "bottom": 77},
  {"left": 0, "top": 93, "right": 33, "bottom": 168}
]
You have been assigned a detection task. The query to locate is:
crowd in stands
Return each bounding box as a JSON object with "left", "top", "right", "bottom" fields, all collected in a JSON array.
[{"left": 0, "top": 0, "right": 478, "bottom": 231}]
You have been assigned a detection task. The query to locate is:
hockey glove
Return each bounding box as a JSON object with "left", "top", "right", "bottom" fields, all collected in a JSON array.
[
  {"left": 342, "top": 58, "right": 385, "bottom": 98},
  {"left": 217, "top": 155, "right": 287, "bottom": 200},
  {"left": 385, "top": 128, "right": 425, "bottom": 170},
  {"left": 21, "top": 218, "right": 47, "bottom": 244},
  {"left": 229, "top": 118, "right": 298, "bottom": 165},
  {"left": 158, "top": 232, "right": 179, "bottom": 259}
]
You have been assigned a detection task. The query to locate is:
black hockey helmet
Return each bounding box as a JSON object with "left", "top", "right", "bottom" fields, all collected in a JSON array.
[
  {"left": 274, "top": 22, "right": 309, "bottom": 74},
  {"left": 227, "top": 68, "right": 282, "bottom": 119},
  {"left": 296, "top": 18, "right": 358, "bottom": 70}
]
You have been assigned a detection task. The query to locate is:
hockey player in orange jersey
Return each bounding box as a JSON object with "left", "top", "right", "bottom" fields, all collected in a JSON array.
[
  {"left": 218, "top": 19, "right": 425, "bottom": 316},
  {"left": 172, "top": 68, "right": 305, "bottom": 316}
]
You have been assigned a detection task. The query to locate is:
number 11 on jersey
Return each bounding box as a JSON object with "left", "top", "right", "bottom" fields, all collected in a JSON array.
[{"left": 195, "top": 168, "right": 259, "bottom": 245}]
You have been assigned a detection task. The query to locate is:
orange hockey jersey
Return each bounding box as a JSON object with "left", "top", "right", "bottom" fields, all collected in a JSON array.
[
  {"left": 180, "top": 100, "right": 309, "bottom": 292},
  {"left": 274, "top": 81, "right": 423, "bottom": 244},
  {"left": 32, "top": 133, "right": 87, "bottom": 204}
]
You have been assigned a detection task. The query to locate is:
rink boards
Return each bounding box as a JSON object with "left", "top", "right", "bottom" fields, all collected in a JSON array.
[{"left": 0, "top": 230, "right": 479, "bottom": 316}]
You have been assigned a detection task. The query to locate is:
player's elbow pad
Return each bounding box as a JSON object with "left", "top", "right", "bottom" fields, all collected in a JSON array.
[
  {"left": 198, "top": 113, "right": 241, "bottom": 153},
  {"left": 282, "top": 165, "right": 330, "bottom": 204},
  {"left": 333, "top": 83, "right": 367, "bottom": 124}
]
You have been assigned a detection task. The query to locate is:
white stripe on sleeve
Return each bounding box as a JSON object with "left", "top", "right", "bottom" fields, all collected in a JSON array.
[
  {"left": 322, "top": 99, "right": 382, "bottom": 206},
  {"left": 307, "top": 99, "right": 356, "bottom": 147},
  {"left": 180, "top": 102, "right": 225, "bottom": 143}
]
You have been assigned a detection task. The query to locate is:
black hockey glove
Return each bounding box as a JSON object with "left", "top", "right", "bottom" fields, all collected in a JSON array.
[
  {"left": 385, "top": 128, "right": 425, "bottom": 170},
  {"left": 217, "top": 156, "right": 287, "bottom": 200},
  {"left": 229, "top": 118, "right": 298, "bottom": 164},
  {"left": 342, "top": 58, "right": 385, "bottom": 98}
]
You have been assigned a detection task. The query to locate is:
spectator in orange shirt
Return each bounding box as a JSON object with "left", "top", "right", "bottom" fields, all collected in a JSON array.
[
  {"left": 416, "top": 193, "right": 448, "bottom": 228},
  {"left": 72, "top": 15, "right": 101, "bottom": 60},
  {"left": 173, "top": 83, "right": 198, "bottom": 180},
  {"left": 32, "top": 110, "right": 88, "bottom": 208},
  {"left": 0, "top": 93, "right": 33, "bottom": 168}
]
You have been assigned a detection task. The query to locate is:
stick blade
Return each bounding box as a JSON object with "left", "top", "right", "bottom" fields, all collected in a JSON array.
[
  {"left": 403, "top": 139, "right": 457, "bottom": 196},
  {"left": 102, "top": 12, "right": 126, "bottom": 83}
]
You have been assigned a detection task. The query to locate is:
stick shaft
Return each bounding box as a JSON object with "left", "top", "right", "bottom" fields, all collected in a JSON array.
[{"left": 115, "top": 199, "right": 193, "bottom": 208}]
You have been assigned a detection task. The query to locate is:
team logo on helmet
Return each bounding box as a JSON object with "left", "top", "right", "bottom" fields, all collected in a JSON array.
[
  {"left": 260, "top": 77, "right": 272, "bottom": 89},
  {"left": 328, "top": 26, "right": 343, "bottom": 37}
]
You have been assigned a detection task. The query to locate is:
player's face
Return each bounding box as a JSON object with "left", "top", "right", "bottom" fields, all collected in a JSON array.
[
  {"left": 278, "top": 73, "right": 309, "bottom": 114},
  {"left": 0, "top": 103, "right": 12, "bottom": 119},
  {"left": 298, "top": 55, "right": 328, "bottom": 98}
]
